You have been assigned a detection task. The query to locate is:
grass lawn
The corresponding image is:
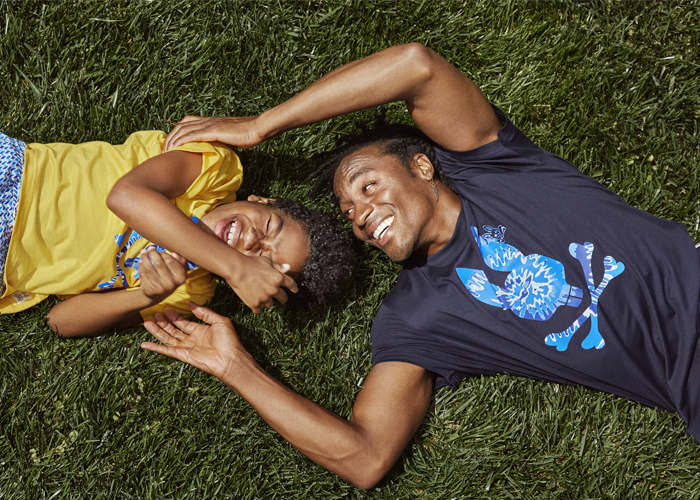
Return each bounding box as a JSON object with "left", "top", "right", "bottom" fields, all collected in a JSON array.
[{"left": 1, "top": 0, "right": 700, "bottom": 498}]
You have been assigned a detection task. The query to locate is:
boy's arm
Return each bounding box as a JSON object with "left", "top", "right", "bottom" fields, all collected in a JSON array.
[
  {"left": 47, "top": 249, "right": 188, "bottom": 338},
  {"left": 107, "top": 150, "right": 297, "bottom": 313}
]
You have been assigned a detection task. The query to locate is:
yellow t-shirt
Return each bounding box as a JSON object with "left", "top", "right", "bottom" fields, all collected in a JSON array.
[{"left": 0, "top": 131, "right": 243, "bottom": 320}]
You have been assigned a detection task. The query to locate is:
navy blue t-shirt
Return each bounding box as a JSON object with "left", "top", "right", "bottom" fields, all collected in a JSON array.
[{"left": 370, "top": 106, "right": 700, "bottom": 440}]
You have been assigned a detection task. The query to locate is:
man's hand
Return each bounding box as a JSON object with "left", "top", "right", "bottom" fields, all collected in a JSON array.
[
  {"left": 163, "top": 115, "right": 262, "bottom": 152},
  {"left": 141, "top": 302, "right": 242, "bottom": 381},
  {"left": 226, "top": 255, "right": 298, "bottom": 314},
  {"left": 138, "top": 247, "right": 188, "bottom": 303}
]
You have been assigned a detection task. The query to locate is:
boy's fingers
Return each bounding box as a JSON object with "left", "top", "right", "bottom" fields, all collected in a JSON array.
[
  {"left": 161, "top": 253, "right": 188, "bottom": 283},
  {"left": 273, "top": 288, "right": 289, "bottom": 305},
  {"left": 147, "top": 248, "right": 168, "bottom": 273},
  {"left": 280, "top": 274, "right": 298, "bottom": 294},
  {"left": 273, "top": 262, "right": 291, "bottom": 273},
  {"left": 170, "top": 252, "right": 188, "bottom": 265}
]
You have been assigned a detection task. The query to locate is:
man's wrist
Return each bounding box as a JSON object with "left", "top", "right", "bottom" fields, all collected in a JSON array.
[
  {"left": 218, "top": 348, "right": 256, "bottom": 390},
  {"left": 256, "top": 107, "right": 289, "bottom": 142}
]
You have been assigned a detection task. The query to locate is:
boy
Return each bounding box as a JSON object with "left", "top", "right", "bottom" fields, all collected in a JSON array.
[{"left": 0, "top": 131, "right": 353, "bottom": 337}]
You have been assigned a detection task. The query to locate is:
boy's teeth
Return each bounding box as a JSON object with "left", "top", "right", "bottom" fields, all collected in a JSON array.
[
  {"left": 226, "top": 221, "right": 236, "bottom": 245},
  {"left": 373, "top": 216, "right": 394, "bottom": 240}
]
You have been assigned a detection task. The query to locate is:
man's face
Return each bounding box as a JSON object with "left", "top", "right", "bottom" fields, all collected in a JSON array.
[
  {"left": 333, "top": 145, "right": 437, "bottom": 262},
  {"left": 198, "top": 196, "right": 309, "bottom": 276}
]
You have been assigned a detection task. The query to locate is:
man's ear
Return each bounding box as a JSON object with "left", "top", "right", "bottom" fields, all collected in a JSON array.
[
  {"left": 247, "top": 195, "right": 276, "bottom": 204},
  {"left": 412, "top": 154, "right": 435, "bottom": 181}
]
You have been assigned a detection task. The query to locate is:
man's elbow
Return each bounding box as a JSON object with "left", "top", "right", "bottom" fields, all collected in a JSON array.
[
  {"left": 397, "top": 42, "right": 439, "bottom": 85},
  {"left": 340, "top": 453, "right": 397, "bottom": 490}
]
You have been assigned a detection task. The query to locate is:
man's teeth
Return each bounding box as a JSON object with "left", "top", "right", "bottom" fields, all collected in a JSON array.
[
  {"left": 373, "top": 216, "right": 394, "bottom": 240},
  {"left": 226, "top": 220, "right": 237, "bottom": 245}
]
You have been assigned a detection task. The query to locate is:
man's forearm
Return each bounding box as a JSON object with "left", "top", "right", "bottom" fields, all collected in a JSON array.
[
  {"left": 252, "top": 43, "right": 433, "bottom": 141},
  {"left": 219, "top": 351, "right": 384, "bottom": 488}
]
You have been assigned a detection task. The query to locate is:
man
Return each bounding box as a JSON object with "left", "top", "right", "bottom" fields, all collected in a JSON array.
[{"left": 142, "top": 43, "right": 700, "bottom": 489}]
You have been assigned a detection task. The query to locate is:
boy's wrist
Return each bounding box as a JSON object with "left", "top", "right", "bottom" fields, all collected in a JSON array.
[{"left": 220, "top": 251, "right": 250, "bottom": 286}]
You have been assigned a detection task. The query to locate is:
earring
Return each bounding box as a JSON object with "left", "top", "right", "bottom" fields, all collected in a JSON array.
[{"left": 430, "top": 179, "right": 439, "bottom": 202}]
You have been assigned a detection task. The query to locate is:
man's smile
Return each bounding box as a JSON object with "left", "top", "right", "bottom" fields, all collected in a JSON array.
[{"left": 366, "top": 215, "right": 395, "bottom": 246}]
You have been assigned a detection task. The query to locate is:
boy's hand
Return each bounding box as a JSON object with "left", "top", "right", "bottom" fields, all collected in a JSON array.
[
  {"left": 141, "top": 302, "right": 242, "bottom": 382},
  {"left": 138, "top": 247, "right": 189, "bottom": 303},
  {"left": 163, "top": 115, "right": 263, "bottom": 152},
  {"left": 227, "top": 255, "right": 299, "bottom": 314}
]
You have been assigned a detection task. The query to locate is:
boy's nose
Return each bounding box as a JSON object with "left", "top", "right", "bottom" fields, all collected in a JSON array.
[{"left": 242, "top": 228, "right": 261, "bottom": 253}]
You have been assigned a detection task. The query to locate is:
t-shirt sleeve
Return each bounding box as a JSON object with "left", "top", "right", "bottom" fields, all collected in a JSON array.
[
  {"left": 168, "top": 141, "right": 244, "bottom": 220},
  {"left": 138, "top": 267, "right": 217, "bottom": 322},
  {"left": 371, "top": 304, "right": 465, "bottom": 389}
]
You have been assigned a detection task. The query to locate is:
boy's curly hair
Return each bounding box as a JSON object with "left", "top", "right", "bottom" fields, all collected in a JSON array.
[
  {"left": 311, "top": 107, "right": 453, "bottom": 198},
  {"left": 270, "top": 198, "right": 356, "bottom": 309}
]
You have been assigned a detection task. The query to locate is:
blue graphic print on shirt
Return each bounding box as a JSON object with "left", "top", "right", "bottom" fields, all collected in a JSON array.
[
  {"left": 456, "top": 225, "right": 624, "bottom": 352},
  {"left": 98, "top": 216, "right": 200, "bottom": 290}
]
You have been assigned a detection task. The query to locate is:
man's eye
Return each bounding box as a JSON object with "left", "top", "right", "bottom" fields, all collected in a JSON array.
[
  {"left": 362, "top": 183, "right": 374, "bottom": 193},
  {"left": 344, "top": 208, "right": 354, "bottom": 219}
]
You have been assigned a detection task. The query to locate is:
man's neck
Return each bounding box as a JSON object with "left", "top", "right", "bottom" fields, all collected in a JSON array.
[{"left": 416, "top": 187, "right": 462, "bottom": 258}]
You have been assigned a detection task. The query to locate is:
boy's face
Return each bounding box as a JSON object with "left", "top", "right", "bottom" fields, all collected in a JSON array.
[{"left": 198, "top": 196, "right": 309, "bottom": 276}]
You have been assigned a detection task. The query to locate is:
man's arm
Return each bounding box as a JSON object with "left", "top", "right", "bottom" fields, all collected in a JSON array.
[
  {"left": 163, "top": 43, "right": 501, "bottom": 153},
  {"left": 142, "top": 303, "right": 434, "bottom": 489},
  {"left": 107, "top": 150, "right": 297, "bottom": 313}
]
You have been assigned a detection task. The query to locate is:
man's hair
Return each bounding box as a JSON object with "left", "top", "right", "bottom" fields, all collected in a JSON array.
[
  {"left": 311, "top": 107, "right": 453, "bottom": 198},
  {"left": 270, "top": 198, "right": 356, "bottom": 309}
]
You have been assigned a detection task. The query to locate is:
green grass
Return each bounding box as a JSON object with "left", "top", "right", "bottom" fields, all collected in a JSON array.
[{"left": 1, "top": 0, "right": 700, "bottom": 498}]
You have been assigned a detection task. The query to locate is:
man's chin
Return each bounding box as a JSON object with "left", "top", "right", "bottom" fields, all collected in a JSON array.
[{"left": 376, "top": 242, "right": 413, "bottom": 262}]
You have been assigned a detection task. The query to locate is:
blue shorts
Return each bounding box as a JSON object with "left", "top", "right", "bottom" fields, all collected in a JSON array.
[{"left": 0, "top": 133, "right": 26, "bottom": 296}]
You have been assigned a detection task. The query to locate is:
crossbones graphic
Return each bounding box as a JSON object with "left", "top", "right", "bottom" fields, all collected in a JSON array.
[{"left": 544, "top": 242, "right": 625, "bottom": 352}]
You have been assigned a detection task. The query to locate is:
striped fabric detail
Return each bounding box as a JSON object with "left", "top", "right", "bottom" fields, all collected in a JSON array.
[{"left": 0, "top": 132, "right": 27, "bottom": 296}]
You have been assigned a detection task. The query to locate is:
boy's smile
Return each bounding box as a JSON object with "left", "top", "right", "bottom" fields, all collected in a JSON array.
[{"left": 198, "top": 197, "right": 310, "bottom": 277}]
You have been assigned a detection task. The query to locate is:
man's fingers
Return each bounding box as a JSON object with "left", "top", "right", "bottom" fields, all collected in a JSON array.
[
  {"left": 164, "top": 116, "right": 203, "bottom": 151},
  {"left": 179, "top": 115, "right": 201, "bottom": 124},
  {"left": 187, "top": 301, "right": 234, "bottom": 328},
  {"left": 140, "top": 341, "right": 180, "bottom": 360},
  {"left": 143, "top": 320, "right": 175, "bottom": 344}
]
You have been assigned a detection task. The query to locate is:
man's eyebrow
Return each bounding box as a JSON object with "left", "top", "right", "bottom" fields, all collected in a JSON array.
[
  {"left": 348, "top": 167, "right": 373, "bottom": 185},
  {"left": 335, "top": 167, "right": 374, "bottom": 204}
]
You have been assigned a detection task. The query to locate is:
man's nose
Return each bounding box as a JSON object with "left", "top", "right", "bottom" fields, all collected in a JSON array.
[{"left": 354, "top": 200, "right": 373, "bottom": 229}]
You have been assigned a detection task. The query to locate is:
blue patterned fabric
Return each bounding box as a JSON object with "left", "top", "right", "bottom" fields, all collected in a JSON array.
[{"left": 0, "top": 133, "right": 26, "bottom": 296}]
